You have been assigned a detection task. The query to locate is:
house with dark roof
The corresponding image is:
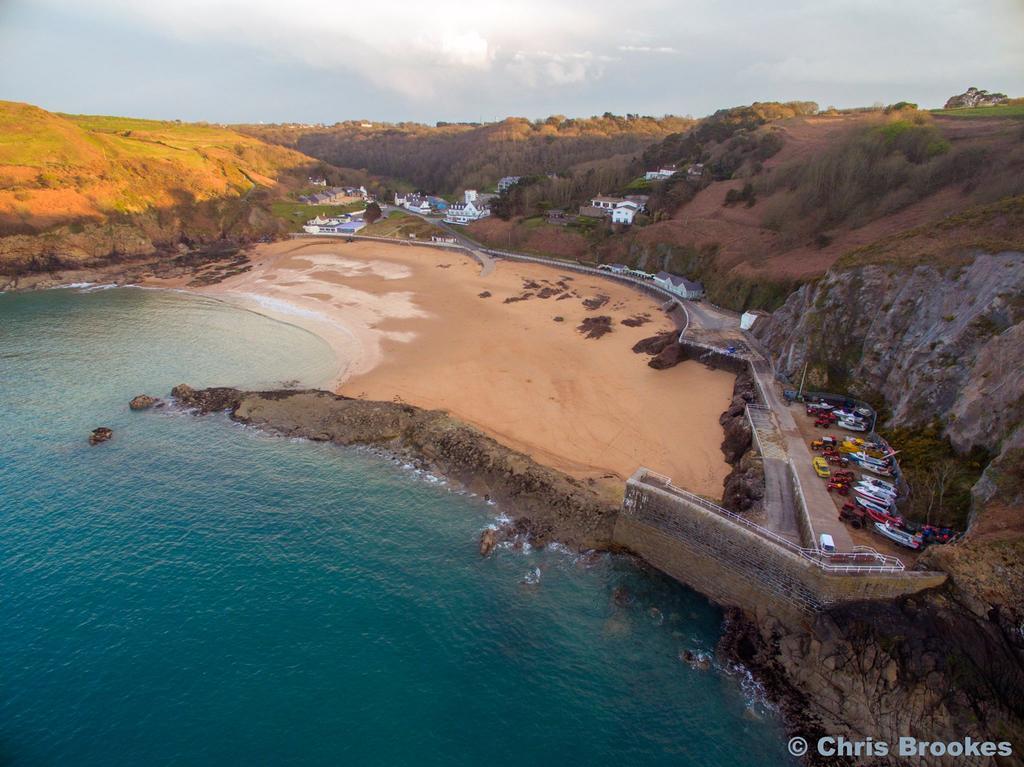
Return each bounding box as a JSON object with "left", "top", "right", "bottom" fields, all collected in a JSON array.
[{"left": 654, "top": 271, "right": 704, "bottom": 300}]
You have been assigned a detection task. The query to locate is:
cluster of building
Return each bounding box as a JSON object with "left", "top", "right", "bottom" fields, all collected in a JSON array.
[
  {"left": 393, "top": 190, "right": 496, "bottom": 225},
  {"left": 298, "top": 185, "right": 371, "bottom": 206},
  {"left": 596, "top": 263, "right": 704, "bottom": 300},
  {"left": 578, "top": 194, "right": 650, "bottom": 225},
  {"left": 301, "top": 210, "right": 367, "bottom": 236}
]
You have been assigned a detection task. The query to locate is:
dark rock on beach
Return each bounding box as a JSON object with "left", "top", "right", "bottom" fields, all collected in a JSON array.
[
  {"left": 89, "top": 427, "right": 113, "bottom": 445},
  {"left": 577, "top": 315, "right": 613, "bottom": 339},
  {"left": 632, "top": 331, "right": 677, "bottom": 356}
]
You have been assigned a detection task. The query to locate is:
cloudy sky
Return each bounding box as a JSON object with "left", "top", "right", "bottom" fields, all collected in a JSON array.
[{"left": 1, "top": 0, "right": 1021, "bottom": 123}]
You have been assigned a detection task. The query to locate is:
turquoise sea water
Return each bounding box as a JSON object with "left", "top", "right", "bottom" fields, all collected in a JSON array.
[{"left": 0, "top": 286, "right": 795, "bottom": 766}]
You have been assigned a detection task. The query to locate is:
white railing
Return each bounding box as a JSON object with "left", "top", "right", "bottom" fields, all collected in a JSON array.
[{"left": 634, "top": 471, "right": 906, "bottom": 572}]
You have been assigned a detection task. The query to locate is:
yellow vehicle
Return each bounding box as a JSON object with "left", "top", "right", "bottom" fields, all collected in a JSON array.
[{"left": 812, "top": 456, "right": 831, "bottom": 478}]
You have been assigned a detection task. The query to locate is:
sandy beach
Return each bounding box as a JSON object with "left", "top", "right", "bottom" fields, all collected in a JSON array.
[{"left": 196, "top": 238, "right": 735, "bottom": 496}]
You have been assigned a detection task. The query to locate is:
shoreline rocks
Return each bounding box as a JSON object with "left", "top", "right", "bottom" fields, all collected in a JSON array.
[{"left": 171, "top": 384, "right": 620, "bottom": 549}]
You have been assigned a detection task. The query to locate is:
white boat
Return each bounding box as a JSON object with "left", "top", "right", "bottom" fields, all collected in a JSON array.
[
  {"left": 855, "top": 483, "right": 896, "bottom": 501},
  {"left": 856, "top": 494, "right": 893, "bottom": 515},
  {"left": 838, "top": 418, "right": 868, "bottom": 432},
  {"left": 849, "top": 451, "right": 889, "bottom": 468},
  {"left": 873, "top": 522, "right": 921, "bottom": 550},
  {"left": 860, "top": 463, "right": 895, "bottom": 478},
  {"left": 861, "top": 477, "right": 896, "bottom": 493}
]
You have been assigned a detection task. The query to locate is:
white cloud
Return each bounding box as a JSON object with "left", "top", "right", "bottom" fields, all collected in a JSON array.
[
  {"left": 617, "top": 45, "right": 678, "bottom": 54},
  {"left": 506, "top": 50, "right": 613, "bottom": 87},
  {"left": 13, "top": 0, "right": 1024, "bottom": 118}
]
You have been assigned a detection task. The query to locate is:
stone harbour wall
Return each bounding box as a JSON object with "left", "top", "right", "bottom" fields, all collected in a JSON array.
[{"left": 613, "top": 473, "right": 947, "bottom": 626}]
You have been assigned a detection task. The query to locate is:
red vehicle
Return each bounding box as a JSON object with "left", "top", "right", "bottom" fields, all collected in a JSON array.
[
  {"left": 814, "top": 417, "right": 834, "bottom": 428},
  {"left": 832, "top": 469, "right": 855, "bottom": 481},
  {"left": 839, "top": 504, "right": 866, "bottom": 529},
  {"left": 827, "top": 480, "right": 850, "bottom": 495},
  {"left": 827, "top": 455, "right": 850, "bottom": 467}
]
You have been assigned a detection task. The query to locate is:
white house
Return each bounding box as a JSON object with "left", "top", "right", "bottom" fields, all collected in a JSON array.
[
  {"left": 644, "top": 166, "right": 677, "bottom": 181},
  {"left": 395, "top": 193, "right": 431, "bottom": 215},
  {"left": 444, "top": 190, "right": 491, "bottom": 225},
  {"left": 611, "top": 201, "right": 640, "bottom": 224},
  {"left": 654, "top": 271, "right": 704, "bottom": 300},
  {"left": 497, "top": 176, "right": 521, "bottom": 192},
  {"left": 580, "top": 196, "right": 641, "bottom": 223}
]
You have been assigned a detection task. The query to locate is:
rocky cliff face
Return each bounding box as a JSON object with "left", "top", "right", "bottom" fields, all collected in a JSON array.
[
  {"left": 755, "top": 252, "right": 1024, "bottom": 460},
  {"left": 723, "top": 576, "right": 1024, "bottom": 767},
  {"left": 170, "top": 385, "right": 620, "bottom": 548},
  {"left": 747, "top": 250, "right": 1024, "bottom": 763}
]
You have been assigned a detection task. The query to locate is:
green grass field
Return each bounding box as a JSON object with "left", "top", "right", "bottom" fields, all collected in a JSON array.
[
  {"left": 360, "top": 210, "right": 443, "bottom": 239},
  {"left": 271, "top": 201, "right": 366, "bottom": 231},
  {"left": 931, "top": 104, "right": 1024, "bottom": 119}
]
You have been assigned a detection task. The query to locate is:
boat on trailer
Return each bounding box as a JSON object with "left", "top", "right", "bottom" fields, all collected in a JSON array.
[{"left": 873, "top": 522, "right": 922, "bottom": 550}]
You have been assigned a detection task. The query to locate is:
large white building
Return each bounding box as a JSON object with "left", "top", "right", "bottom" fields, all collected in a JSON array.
[
  {"left": 444, "top": 190, "right": 491, "bottom": 225},
  {"left": 394, "top": 192, "right": 432, "bottom": 215}
]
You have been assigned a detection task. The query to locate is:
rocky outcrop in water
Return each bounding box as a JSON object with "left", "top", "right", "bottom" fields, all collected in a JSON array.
[
  {"left": 129, "top": 394, "right": 159, "bottom": 410},
  {"left": 89, "top": 427, "right": 113, "bottom": 445},
  {"left": 171, "top": 385, "right": 619, "bottom": 549}
]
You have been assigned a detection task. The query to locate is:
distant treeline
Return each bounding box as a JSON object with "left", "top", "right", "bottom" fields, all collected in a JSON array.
[{"left": 240, "top": 114, "right": 692, "bottom": 195}]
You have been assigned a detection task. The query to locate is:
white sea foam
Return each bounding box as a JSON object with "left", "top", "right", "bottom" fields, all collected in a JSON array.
[
  {"left": 522, "top": 567, "right": 542, "bottom": 585},
  {"left": 726, "top": 662, "right": 777, "bottom": 713},
  {"left": 234, "top": 292, "right": 329, "bottom": 322}
]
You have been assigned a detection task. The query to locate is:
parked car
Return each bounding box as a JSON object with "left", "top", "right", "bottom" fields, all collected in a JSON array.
[
  {"left": 812, "top": 457, "right": 831, "bottom": 478},
  {"left": 818, "top": 533, "right": 836, "bottom": 553}
]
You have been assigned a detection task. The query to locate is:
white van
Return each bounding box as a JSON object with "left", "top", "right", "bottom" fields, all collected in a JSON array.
[{"left": 818, "top": 533, "right": 836, "bottom": 554}]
